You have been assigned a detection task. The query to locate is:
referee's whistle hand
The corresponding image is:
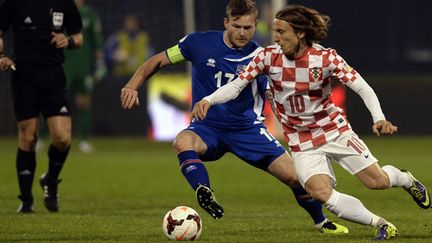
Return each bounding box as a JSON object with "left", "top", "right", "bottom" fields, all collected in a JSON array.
[
  {"left": 0, "top": 56, "right": 15, "bottom": 71},
  {"left": 51, "top": 32, "right": 68, "bottom": 49}
]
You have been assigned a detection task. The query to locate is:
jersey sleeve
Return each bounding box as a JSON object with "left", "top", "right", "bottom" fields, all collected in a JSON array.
[
  {"left": 327, "top": 49, "right": 360, "bottom": 85},
  {"left": 165, "top": 32, "right": 201, "bottom": 64},
  {"left": 176, "top": 33, "right": 199, "bottom": 61},
  {"left": 239, "top": 49, "right": 266, "bottom": 82},
  {"left": 0, "top": 0, "right": 14, "bottom": 33},
  {"left": 64, "top": 0, "right": 83, "bottom": 35}
]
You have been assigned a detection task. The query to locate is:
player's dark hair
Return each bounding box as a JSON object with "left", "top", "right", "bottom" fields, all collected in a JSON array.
[
  {"left": 276, "top": 5, "right": 331, "bottom": 46},
  {"left": 226, "top": 0, "right": 258, "bottom": 19}
]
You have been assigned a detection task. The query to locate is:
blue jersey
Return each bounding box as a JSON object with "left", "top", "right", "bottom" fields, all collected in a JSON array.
[{"left": 176, "top": 31, "right": 267, "bottom": 130}]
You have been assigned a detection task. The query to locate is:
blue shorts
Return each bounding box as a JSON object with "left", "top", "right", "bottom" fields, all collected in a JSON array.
[{"left": 186, "top": 123, "right": 286, "bottom": 171}]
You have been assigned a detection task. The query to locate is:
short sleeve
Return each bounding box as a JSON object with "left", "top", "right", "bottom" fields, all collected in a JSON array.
[
  {"left": 177, "top": 33, "right": 198, "bottom": 61},
  {"left": 64, "top": 0, "right": 82, "bottom": 35},
  {"left": 0, "top": 0, "right": 14, "bottom": 32}
]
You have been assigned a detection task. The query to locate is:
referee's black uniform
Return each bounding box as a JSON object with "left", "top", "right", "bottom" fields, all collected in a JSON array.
[
  {"left": 0, "top": 0, "right": 82, "bottom": 213},
  {"left": 0, "top": 0, "right": 82, "bottom": 120}
]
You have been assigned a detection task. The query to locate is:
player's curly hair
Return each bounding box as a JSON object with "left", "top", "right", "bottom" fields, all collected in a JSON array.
[
  {"left": 276, "top": 5, "right": 331, "bottom": 46},
  {"left": 226, "top": 0, "right": 258, "bottom": 19}
]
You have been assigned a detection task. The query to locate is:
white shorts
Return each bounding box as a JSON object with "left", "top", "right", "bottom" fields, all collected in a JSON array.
[{"left": 292, "top": 130, "right": 378, "bottom": 188}]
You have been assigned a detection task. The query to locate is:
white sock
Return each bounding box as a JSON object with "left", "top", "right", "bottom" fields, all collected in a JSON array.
[
  {"left": 324, "top": 189, "right": 380, "bottom": 226},
  {"left": 382, "top": 165, "right": 413, "bottom": 189}
]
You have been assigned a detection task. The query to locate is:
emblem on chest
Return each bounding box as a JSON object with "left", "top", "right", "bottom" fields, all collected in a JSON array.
[
  {"left": 52, "top": 12, "right": 64, "bottom": 30},
  {"left": 309, "top": 67, "right": 322, "bottom": 82}
]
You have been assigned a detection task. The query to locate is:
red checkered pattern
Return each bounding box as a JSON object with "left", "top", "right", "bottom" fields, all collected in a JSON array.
[{"left": 239, "top": 44, "right": 359, "bottom": 151}]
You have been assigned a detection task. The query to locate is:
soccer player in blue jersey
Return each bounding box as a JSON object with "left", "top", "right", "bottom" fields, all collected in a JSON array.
[{"left": 121, "top": 0, "right": 347, "bottom": 233}]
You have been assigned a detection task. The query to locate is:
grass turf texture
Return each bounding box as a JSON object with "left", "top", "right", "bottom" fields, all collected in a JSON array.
[{"left": 0, "top": 136, "right": 431, "bottom": 242}]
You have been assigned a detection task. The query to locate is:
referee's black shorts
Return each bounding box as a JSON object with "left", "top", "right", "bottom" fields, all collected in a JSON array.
[{"left": 11, "top": 63, "right": 71, "bottom": 121}]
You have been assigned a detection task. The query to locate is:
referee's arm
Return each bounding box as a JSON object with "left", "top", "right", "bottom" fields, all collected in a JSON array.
[
  {"left": 0, "top": 31, "right": 4, "bottom": 53},
  {"left": 68, "top": 32, "right": 83, "bottom": 49},
  {"left": 0, "top": 31, "right": 15, "bottom": 71},
  {"left": 50, "top": 32, "right": 83, "bottom": 49}
]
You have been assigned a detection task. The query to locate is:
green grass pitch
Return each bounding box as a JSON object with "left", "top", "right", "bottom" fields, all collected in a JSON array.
[{"left": 0, "top": 136, "right": 431, "bottom": 242}]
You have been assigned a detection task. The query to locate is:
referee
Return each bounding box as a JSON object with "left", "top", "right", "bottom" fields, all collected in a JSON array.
[{"left": 0, "top": 0, "right": 83, "bottom": 213}]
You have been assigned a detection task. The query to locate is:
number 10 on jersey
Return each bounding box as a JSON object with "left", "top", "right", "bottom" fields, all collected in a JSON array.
[{"left": 287, "top": 95, "right": 305, "bottom": 113}]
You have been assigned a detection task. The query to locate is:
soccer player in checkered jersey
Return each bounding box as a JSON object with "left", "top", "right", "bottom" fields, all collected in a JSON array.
[
  {"left": 121, "top": 0, "right": 350, "bottom": 234},
  {"left": 193, "top": 4, "right": 431, "bottom": 240}
]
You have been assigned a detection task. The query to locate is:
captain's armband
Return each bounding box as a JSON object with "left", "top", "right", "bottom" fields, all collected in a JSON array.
[{"left": 166, "top": 44, "right": 185, "bottom": 64}]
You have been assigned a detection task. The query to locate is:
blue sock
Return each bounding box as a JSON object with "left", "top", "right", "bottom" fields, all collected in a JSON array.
[
  {"left": 178, "top": 150, "right": 210, "bottom": 190},
  {"left": 291, "top": 186, "right": 326, "bottom": 225}
]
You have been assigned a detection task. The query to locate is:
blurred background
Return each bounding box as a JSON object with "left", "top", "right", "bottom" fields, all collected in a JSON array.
[{"left": 1, "top": 0, "right": 431, "bottom": 141}]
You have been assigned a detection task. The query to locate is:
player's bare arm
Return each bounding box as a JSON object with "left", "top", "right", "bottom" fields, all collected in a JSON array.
[
  {"left": 265, "top": 90, "right": 278, "bottom": 117},
  {"left": 50, "top": 32, "right": 83, "bottom": 49},
  {"left": 121, "top": 51, "right": 172, "bottom": 109},
  {"left": 191, "top": 100, "right": 211, "bottom": 120},
  {"left": 0, "top": 31, "right": 15, "bottom": 71}
]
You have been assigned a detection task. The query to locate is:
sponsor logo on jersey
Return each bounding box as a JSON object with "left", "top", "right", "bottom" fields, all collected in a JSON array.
[
  {"left": 52, "top": 12, "right": 64, "bottom": 30},
  {"left": 206, "top": 58, "right": 216, "bottom": 67}
]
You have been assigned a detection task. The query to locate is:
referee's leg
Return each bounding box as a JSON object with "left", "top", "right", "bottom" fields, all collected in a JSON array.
[
  {"left": 47, "top": 116, "right": 72, "bottom": 151},
  {"left": 39, "top": 116, "right": 72, "bottom": 212},
  {"left": 16, "top": 118, "right": 38, "bottom": 213}
]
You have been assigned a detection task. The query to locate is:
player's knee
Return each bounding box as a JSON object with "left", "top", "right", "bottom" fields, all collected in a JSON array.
[
  {"left": 286, "top": 178, "right": 298, "bottom": 188},
  {"left": 173, "top": 132, "right": 195, "bottom": 153},
  {"left": 19, "top": 133, "right": 37, "bottom": 150},
  {"left": 51, "top": 134, "right": 71, "bottom": 150},
  {"left": 277, "top": 172, "right": 298, "bottom": 187},
  {"left": 307, "top": 185, "right": 333, "bottom": 203},
  {"left": 173, "top": 137, "right": 187, "bottom": 153}
]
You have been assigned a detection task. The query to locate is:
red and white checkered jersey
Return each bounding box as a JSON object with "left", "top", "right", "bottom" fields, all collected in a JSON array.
[{"left": 239, "top": 43, "right": 359, "bottom": 152}]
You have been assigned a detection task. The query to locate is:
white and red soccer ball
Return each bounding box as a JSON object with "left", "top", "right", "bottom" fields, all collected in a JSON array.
[{"left": 162, "top": 206, "right": 202, "bottom": 241}]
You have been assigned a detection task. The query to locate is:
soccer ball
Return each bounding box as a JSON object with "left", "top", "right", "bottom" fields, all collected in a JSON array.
[{"left": 162, "top": 206, "right": 202, "bottom": 241}]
